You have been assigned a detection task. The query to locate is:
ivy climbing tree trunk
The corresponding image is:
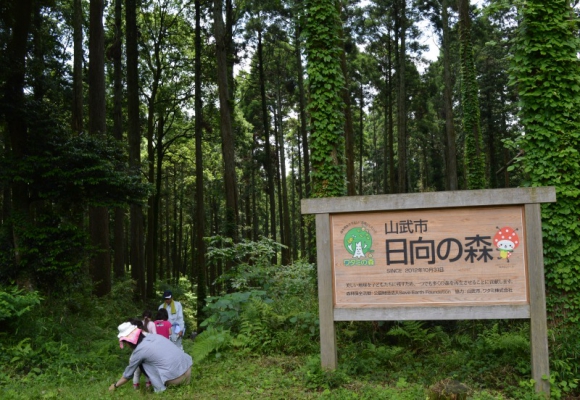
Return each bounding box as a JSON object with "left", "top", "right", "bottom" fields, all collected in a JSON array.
[
  {"left": 458, "top": 0, "right": 486, "bottom": 189},
  {"left": 304, "top": 0, "right": 346, "bottom": 198},
  {"left": 512, "top": 0, "right": 580, "bottom": 332}
]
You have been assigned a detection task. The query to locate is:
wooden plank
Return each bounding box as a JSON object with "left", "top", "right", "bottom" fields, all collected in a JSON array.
[
  {"left": 302, "top": 187, "right": 556, "bottom": 215},
  {"left": 316, "top": 213, "right": 337, "bottom": 370},
  {"left": 525, "top": 204, "right": 550, "bottom": 395},
  {"left": 334, "top": 305, "right": 530, "bottom": 321}
]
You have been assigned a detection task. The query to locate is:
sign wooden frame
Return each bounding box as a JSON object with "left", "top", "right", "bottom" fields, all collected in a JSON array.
[{"left": 302, "top": 187, "right": 556, "bottom": 395}]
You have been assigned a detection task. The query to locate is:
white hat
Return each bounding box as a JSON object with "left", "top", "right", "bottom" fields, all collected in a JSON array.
[{"left": 117, "top": 322, "right": 138, "bottom": 338}]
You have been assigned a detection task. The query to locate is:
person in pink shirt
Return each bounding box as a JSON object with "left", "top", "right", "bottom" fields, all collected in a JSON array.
[
  {"left": 142, "top": 310, "right": 157, "bottom": 334},
  {"left": 154, "top": 308, "right": 172, "bottom": 339}
]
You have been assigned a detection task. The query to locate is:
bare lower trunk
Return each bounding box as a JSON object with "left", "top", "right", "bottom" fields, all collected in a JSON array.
[{"left": 89, "top": 0, "right": 111, "bottom": 296}]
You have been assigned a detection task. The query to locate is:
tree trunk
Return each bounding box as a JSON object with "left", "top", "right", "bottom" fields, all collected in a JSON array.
[
  {"left": 88, "top": 0, "right": 111, "bottom": 296},
  {"left": 274, "top": 114, "right": 284, "bottom": 254},
  {"left": 276, "top": 89, "right": 291, "bottom": 265},
  {"left": 338, "top": 2, "right": 355, "bottom": 196},
  {"left": 358, "top": 83, "right": 364, "bottom": 194},
  {"left": 442, "top": 0, "right": 458, "bottom": 191},
  {"left": 257, "top": 28, "right": 277, "bottom": 256},
  {"left": 113, "top": 0, "right": 125, "bottom": 279},
  {"left": 126, "top": 0, "right": 145, "bottom": 299},
  {"left": 396, "top": 0, "right": 407, "bottom": 194},
  {"left": 195, "top": 0, "right": 207, "bottom": 328},
  {"left": 4, "top": 0, "right": 33, "bottom": 270},
  {"left": 72, "top": 0, "right": 83, "bottom": 134},
  {"left": 145, "top": 24, "right": 162, "bottom": 297},
  {"left": 386, "top": 32, "right": 395, "bottom": 194},
  {"left": 305, "top": 0, "right": 346, "bottom": 198},
  {"left": 294, "top": 22, "right": 312, "bottom": 260},
  {"left": 214, "top": 0, "right": 239, "bottom": 242},
  {"left": 458, "top": 0, "right": 486, "bottom": 189}
]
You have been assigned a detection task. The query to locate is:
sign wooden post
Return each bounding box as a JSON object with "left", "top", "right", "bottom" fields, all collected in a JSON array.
[{"left": 302, "top": 187, "right": 555, "bottom": 396}]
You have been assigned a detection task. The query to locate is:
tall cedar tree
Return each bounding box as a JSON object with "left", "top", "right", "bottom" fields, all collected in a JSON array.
[
  {"left": 88, "top": 0, "right": 112, "bottom": 296},
  {"left": 458, "top": 0, "right": 486, "bottom": 189},
  {"left": 194, "top": 0, "right": 207, "bottom": 326},
  {"left": 442, "top": 0, "right": 458, "bottom": 190},
  {"left": 512, "top": 1, "right": 580, "bottom": 323},
  {"left": 3, "top": 0, "right": 33, "bottom": 272},
  {"left": 214, "top": 0, "right": 239, "bottom": 240},
  {"left": 112, "top": 0, "right": 125, "bottom": 279},
  {"left": 126, "top": 0, "right": 146, "bottom": 298},
  {"left": 304, "top": 0, "right": 346, "bottom": 198}
]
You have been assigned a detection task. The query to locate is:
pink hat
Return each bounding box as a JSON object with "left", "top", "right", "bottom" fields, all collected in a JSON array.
[{"left": 117, "top": 322, "right": 142, "bottom": 349}]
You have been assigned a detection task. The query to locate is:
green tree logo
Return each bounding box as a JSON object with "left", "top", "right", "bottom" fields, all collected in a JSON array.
[{"left": 344, "top": 227, "right": 373, "bottom": 258}]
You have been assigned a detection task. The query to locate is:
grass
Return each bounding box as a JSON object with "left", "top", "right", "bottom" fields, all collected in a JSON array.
[
  {"left": 0, "top": 336, "right": 521, "bottom": 400},
  {"left": 0, "top": 350, "right": 428, "bottom": 400}
]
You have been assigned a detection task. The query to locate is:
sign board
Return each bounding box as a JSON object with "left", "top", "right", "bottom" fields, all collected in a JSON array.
[
  {"left": 332, "top": 206, "right": 527, "bottom": 308},
  {"left": 302, "top": 187, "right": 556, "bottom": 396}
]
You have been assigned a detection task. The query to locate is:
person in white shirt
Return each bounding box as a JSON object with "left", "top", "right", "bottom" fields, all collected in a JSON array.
[{"left": 158, "top": 290, "right": 185, "bottom": 349}]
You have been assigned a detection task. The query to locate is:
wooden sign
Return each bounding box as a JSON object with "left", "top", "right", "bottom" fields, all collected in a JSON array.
[
  {"left": 302, "top": 187, "right": 556, "bottom": 396},
  {"left": 331, "top": 206, "right": 527, "bottom": 308}
]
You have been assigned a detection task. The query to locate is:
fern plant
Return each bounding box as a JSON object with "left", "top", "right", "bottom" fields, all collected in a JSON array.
[
  {"left": 191, "top": 326, "right": 234, "bottom": 362},
  {"left": 387, "top": 321, "right": 450, "bottom": 352}
]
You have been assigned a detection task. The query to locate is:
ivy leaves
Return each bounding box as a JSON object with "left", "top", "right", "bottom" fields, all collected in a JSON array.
[
  {"left": 511, "top": 0, "right": 580, "bottom": 322},
  {"left": 303, "top": 0, "right": 346, "bottom": 198}
]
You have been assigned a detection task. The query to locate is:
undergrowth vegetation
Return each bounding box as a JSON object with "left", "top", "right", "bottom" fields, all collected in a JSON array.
[{"left": 0, "top": 239, "right": 578, "bottom": 399}]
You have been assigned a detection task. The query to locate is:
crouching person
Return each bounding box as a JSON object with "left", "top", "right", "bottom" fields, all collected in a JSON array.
[{"left": 109, "top": 322, "right": 193, "bottom": 393}]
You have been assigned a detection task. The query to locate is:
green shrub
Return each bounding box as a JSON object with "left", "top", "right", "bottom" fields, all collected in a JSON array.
[
  {"left": 302, "top": 355, "right": 349, "bottom": 390},
  {"left": 0, "top": 285, "right": 41, "bottom": 324}
]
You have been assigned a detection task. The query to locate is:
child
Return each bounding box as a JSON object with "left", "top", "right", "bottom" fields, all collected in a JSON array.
[
  {"left": 154, "top": 308, "right": 172, "bottom": 340},
  {"left": 141, "top": 310, "right": 156, "bottom": 334}
]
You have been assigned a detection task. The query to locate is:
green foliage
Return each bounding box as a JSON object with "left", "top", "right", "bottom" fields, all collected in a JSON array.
[
  {"left": 303, "top": 0, "right": 346, "bottom": 198},
  {"left": 341, "top": 341, "right": 406, "bottom": 376},
  {"left": 0, "top": 132, "right": 150, "bottom": 292},
  {"left": 235, "top": 297, "right": 279, "bottom": 350},
  {"left": 0, "top": 279, "right": 142, "bottom": 387},
  {"left": 191, "top": 326, "right": 234, "bottom": 362},
  {"left": 0, "top": 134, "right": 150, "bottom": 209},
  {"left": 302, "top": 355, "right": 349, "bottom": 390},
  {"left": 0, "top": 285, "right": 41, "bottom": 323},
  {"left": 510, "top": 0, "right": 580, "bottom": 326},
  {"left": 472, "top": 323, "right": 531, "bottom": 376},
  {"left": 0, "top": 213, "right": 90, "bottom": 292},
  {"left": 200, "top": 290, "right": 272, "bottom": 330},
  {"left": 268, "top": 261, "right": 316, "bottom": 297},
  {"left": 206, "top": 235, "right": 285, "bottom": 290},
  {"left": 387, "top": 321, "right": 450, "bottom": 352},
  {"left": 0, "top": 272, "right": 567, "bottom": 398}
]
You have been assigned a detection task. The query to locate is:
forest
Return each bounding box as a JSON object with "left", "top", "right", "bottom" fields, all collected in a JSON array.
[{"left": 1, "top": 0, "right": 580, "bottom": 398}]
